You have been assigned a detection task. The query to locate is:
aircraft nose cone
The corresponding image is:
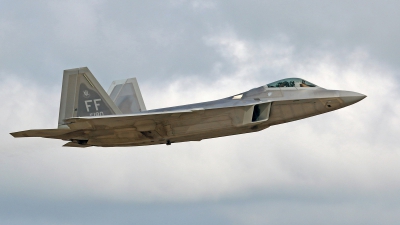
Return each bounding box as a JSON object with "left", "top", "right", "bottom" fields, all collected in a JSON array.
[{"left": 339, "top": 91, "right": 367, "bottom": 105}]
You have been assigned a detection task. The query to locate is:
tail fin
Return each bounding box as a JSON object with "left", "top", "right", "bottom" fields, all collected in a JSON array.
[
  {"left": 58, "top": 67, "right": 122, "bottom": 128},
  {"left": 107, "top": 78, "right": 146, "bottom": 114}
]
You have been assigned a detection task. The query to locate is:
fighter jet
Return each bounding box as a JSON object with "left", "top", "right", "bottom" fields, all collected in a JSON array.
[{"left": 11, "top": 67, "right": 366, "bottom": 147}]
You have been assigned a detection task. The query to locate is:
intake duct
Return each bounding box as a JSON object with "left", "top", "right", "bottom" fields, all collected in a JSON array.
[{"left": 251, "top": 103, "right": 271, "bottom": 122}]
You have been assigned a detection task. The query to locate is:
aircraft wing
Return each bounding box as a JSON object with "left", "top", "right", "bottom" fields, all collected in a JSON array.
[
  {"left": 11, "top": 129, "right": 77, "bottom": 138},
  {"left": 10, "top": 67, "right": 276, "bottom": 147},
  {"left": 11, "top": 102, "right": 270, "bottom": 147},
  {"left": 11, "top": 109, "right": 195, "bottom": 138}
]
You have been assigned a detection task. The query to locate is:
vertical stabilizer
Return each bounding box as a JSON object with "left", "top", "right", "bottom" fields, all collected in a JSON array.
[
  {"left": 58, "top": 67, "right": 122, "bottom": 128},
  {"left": 107, "top": 78, "right": 146, "bottom": 114}
]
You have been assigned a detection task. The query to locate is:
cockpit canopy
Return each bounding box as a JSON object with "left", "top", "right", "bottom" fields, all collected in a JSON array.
[{"left": 267, "top": 78, "right": 318, "bottom": 88}]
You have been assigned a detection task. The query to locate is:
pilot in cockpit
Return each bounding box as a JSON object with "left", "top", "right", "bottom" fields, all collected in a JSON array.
[
  {"left": 300, "top": 80, "right": 310, "bottom": 87},
  {"left": 267, "top": 78, "right": 317, "bottom": 88}
]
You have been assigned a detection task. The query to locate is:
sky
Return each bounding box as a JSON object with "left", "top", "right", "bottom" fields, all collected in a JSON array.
[{"left": 1, "top": 0, "right": 400, "bottom": 224}]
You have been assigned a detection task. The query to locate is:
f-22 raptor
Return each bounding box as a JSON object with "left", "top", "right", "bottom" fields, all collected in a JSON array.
[{"left": 11, "top": 67, "right": 366, "bottom": 147}]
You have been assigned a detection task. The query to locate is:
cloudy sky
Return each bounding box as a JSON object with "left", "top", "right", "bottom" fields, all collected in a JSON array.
[{"left": 1, "top": 0, "right": 400, "bottom": 224}]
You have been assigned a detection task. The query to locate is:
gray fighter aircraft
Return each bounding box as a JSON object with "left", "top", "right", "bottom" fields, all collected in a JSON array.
[{"left": 11, "top": 67, "right": 366, "bottom": 147}]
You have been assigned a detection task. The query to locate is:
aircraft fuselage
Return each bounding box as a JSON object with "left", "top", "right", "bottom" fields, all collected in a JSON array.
[{"left": 11, "top": 69, "right": 366, "bottom": 147}]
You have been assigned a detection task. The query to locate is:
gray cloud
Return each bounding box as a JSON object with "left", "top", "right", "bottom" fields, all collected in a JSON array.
[
  {"left": 1, "top": 0, "right": 400, "bottom": 224},
  {"left": 3, "top": 0, "right": 397, "bottom": 86}
]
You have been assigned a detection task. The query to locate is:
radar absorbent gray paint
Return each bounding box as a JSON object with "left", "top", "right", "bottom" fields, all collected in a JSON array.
[{"left": 11, "top": 67, "right": 366, "bottom": 147}]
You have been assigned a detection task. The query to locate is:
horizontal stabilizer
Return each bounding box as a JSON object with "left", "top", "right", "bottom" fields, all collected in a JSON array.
[
  {"left": 10, "top": 129, "right": 73, "bottom": 138},
  {"left": 63, "top": 141, "right": 89, "bottom": 148}
]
